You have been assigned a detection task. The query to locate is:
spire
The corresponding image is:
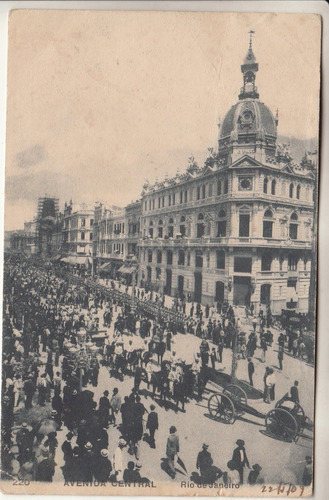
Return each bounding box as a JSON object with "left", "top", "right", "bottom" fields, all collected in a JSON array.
[
  {"left": 239, "top": 31, "right": 259, "bottom": 100},
  {"left": 275, "top": 108, "right": 279, "bottom": 126}
]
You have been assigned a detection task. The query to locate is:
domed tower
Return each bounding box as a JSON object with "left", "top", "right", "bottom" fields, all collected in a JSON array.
[{"left": 218, "top": 32, "right": 278, "bottom": 164}]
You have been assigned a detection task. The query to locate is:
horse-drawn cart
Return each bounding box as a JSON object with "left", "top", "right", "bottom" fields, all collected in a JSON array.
[{"left": 207, "top": 384, "right": 313, "bottom": 443}]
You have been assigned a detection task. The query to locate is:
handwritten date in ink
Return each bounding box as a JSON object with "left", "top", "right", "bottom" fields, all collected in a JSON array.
[{"left": 261, "top": 483, "right": 306, "bottom": 496}]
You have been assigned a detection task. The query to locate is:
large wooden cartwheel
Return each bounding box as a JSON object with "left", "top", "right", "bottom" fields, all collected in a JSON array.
[
  {"left": 208, "top": 393, "right": 236, "bottom": 424},
  {"left": 265, "top": 408, "right": 298, "bottom": 442},
  {"left": 223, "top": 384, "right": 248, "bottom": 407}
]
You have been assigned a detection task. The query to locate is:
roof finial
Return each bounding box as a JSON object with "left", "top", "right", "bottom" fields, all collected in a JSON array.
[
  {"left": 275, "top": 108, "right": 279, "bottom": 126},
  {"left": 249, "top": 29, "right": 255, "bottom": 50}
]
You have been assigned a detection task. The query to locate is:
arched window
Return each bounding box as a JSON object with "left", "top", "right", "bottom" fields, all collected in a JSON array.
[
  {"left": 263, "top": 178, "right": 268, "bottom": 194},
  {"left": 179, "top": 216, "right": 186, "bottom": 237},
  {"left": 217, "top": 210, "right": 227, "bottom": 237},
  {"left": 289, "top": 213, "right": 298, "bottom": 239},
  {"left": 264, "top": 209, "right": 273, "bottom": 218},
  {"left": 195, "top": 250, "right": 203, "bottom": 268},
  {"left": 271, "top": 179, "right": 276, "bottom": 195},
  {"left": 167, "top": 250, "right": 173, "bottom": 265},
  {"left": 217, "top": 180, "right": 222, "bottom": 196},
  {"left": 158, "top": 219, "right": 163, "bottom": 238},
  {"left": 239, "top": 210, "right": 250, "bottom": 237},
  {"left": 168, "top": 218, "right": 174, "bottom": 238},
  {"left": 148, "top": 220, "right": 154, "bottom": 239},
  {"left": 296, "top": 185, "right": 301, "bottom": 200},
  {"left": 288, "top": 254, "right": 298, "bottom": 271},
  {"left": 289, "top": 183, "right": 294, "bottom": 198},
  {"left": 261, "top": 253, "right": 272, "bottom": 271},
  {"left": 197, "top": 213, "right": 205, "bottom": 238},
  {"left": 263, "top": 209, "right": 274, "bottom": 238},
  {"left": 178, "top": 250, "right": 185, "bottom": 266},
  {"left": 216, "top": 250, "right": 225, "bottom": 269}
]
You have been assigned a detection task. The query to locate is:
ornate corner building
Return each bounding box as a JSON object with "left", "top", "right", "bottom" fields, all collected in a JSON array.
[{"left": 137, "top": 40, "right": 316, "bottom": 314}]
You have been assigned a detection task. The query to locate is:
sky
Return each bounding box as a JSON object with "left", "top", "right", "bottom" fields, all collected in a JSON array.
[{"left": 4, "top": 10, "right": 321, "bottom": 230}]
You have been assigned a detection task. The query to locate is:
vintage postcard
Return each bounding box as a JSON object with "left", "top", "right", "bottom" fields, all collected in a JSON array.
[{"left": 1, "top": 9, "right": 321, "bottom": 497}]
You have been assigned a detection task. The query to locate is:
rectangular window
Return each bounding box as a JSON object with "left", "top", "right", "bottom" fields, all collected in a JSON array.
[
  {"left": 178, "top": 251, "right": 185, "bottom": 266},
  {"left": 216, "top": 251, "right": 225, "bottom": 269},
  {"left": 152, "top": 199, "right": 155, "bottom": 209},
  {"left": 202, "top": 185, "right": 206, "bottom": 199},
  {"left": 261, "top": 254, "right": 272, "bottom": 271},
  {"left": 158, "top": 198, "right": 161, "bottom": 208},
  {"left": 184, "top": 191, "right": 188, "bottom": 203},
  {"left": 197, "top": 187, "right": 200, "bottom": 200},
  {"left": 167, "top": 251, "right": 173, "bottom": 265},
  {"left": 209, "top": 183, "right": 213, "bottom": 197},
  {"left": 217, "top": 181, "right": 222, "bottom": 195},
  {"left": 180, "top": 191, "right": 183, "bottom": 204},
  {"left": 144, "top": 201, "right": 147, "bottom": 211},
  {"left": 289, "top": 224, "right": 298, "bottom": 240},
  {"left": 195, "top": 253, "right": 203, "bottom": 268},
  {"left": 173, "top": 193, "right": 176, "bottom": 205},
  {"left": 157, "top": 251, "right": 162, "bottom": 264},
  {"left": 263, "top": 221, "right": 273, "bottom": 238},
  {"left": 287, "top": 277, "right": 297, "bottom": 288},
  {"left": 239, "top": 214, "right": 250, "bottom": 237},
  {"left": 148, "top": 250, "right": 153, "bottom": 263},
  {"left": 81, "top": 232, "right": 85, "bottom": 240},
  {"left": 217, "top": 221, "right": 227, "bottom": 237},
  {"left": 288, "top": 255, "right": 298, "bottom": 271},
  {"left": 168, "top": 195, "right": 172, "bottom": 206},
  {"left": 162, "top": 197, "right": 165, "bottom": 207},
  {"left": 234, "top": 257, "right": 252, "bottom": 273},
  {"left": 197, "top": 223, "right": 205, "bottom": 238}
]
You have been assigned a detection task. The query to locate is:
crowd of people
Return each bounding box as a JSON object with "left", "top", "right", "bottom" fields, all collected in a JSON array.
[{"left": 1, "top": 254, "right": 312, "bottom": 486}]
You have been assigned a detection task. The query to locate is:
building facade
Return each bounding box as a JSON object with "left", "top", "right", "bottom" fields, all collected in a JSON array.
[
  {"left": 9, "top": 221, "right": 38, "bottom": 256},
  {"left": 93, "top": 201, "right": 141, "bottom": 280},
  {"left": 137, "top": 42, "right": 315, "bottom": 314},
  {"left": 61, "top": 201, "right": 94, "bottom": 269}
]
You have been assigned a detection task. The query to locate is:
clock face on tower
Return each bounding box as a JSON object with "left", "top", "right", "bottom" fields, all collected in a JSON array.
[{"left": 238, "top": 176, "right": 253, "bottom": 191}]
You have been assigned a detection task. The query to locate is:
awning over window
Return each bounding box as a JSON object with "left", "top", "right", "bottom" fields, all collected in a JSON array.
[
  {"left": 117, "top": 265, "right": 137, "bottom": 275},
  {"left": 99, "top": 262, "right": 112, "bottom": 271},
  {"left": 61, "top": 256, "right": 91, "bottom": 265}
]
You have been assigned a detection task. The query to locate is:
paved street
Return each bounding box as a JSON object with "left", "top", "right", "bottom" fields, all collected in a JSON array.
[{"left": 29, "top": 292, "right": 313, "bottom": 486}]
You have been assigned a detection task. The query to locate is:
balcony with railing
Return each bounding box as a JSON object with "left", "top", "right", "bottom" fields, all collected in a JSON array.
[{"left": 138, "top": 236, "right": 312, "bottom": 249}]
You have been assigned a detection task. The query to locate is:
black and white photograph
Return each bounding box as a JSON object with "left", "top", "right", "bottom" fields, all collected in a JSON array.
[{"left": 0, "top": 7, "right": 323, "bottom": 497}]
